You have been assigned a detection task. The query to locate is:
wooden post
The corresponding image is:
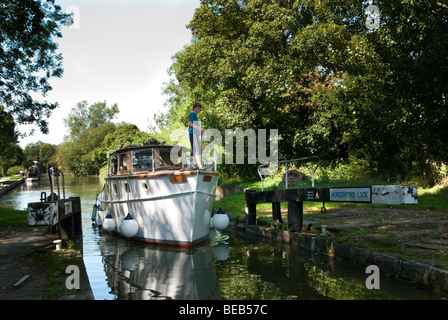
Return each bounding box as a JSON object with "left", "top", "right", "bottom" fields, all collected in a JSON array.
[
  {"left": 272, "top": 202, "right": 282, "bottom": 224},
  {"left": 271, "top": 187, "right": 282, "bottom": 225},
  {"left": 245, "top": 189, "right": 257, "bottom": 227},
  {"left": 287, "top": 200, "right": 303, "bottom": 232}
]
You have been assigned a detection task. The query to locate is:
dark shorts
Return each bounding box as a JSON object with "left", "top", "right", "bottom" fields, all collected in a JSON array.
[{"left": 189, "top": 133, "right": 201, "bottom": 156}]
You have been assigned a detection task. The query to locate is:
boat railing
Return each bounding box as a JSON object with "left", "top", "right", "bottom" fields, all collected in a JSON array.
[{"left": 257, "top": 156, "right": 320, "bottom": 191}]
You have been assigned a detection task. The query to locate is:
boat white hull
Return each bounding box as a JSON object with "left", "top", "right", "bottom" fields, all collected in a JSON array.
[{"left": 98, "top": 171, "right": 219, "bottom": 247}]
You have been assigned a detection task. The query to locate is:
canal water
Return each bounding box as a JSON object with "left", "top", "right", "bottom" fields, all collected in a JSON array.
[{"left": 1, "top": 176, "right": 446, "bottom": 300}]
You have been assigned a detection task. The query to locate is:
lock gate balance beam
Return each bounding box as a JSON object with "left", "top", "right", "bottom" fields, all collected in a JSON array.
[{"left": 244, "top": 185, "right": 417, "bottom": 232}]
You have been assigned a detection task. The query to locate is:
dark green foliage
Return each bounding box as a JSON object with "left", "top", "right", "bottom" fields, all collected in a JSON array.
[
  {"left": 58, "top": 123, "right": 117, "bottom": 176},
  {"left": 0, "top": 106, "right": 17, "bottom": 153},
  {"left": 0, "top": 0, "right": 69, "bottom": 134},
  {"left": 159, "top": 0, "right": 448, "bottom": 185},
  {"left": 22, "top": 140, "right": 56, "bottom": 172}
]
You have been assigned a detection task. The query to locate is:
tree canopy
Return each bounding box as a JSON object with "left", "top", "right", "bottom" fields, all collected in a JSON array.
[
  {"left": 22, "top": 141, "right": 55, "bottom": 171},
  {"left": 0, "top": 0, "right": 69, "bottom": 135},
  {"left": 160, "top": 0, "right": 448, "bottom": 184},
  {"left": 58, "top": 100, "right": 118, "bottom": 175},
  {"left": 56, "top": 100, "right": 156, "bottom": 176},
  {"left": 0, "top": 105, "right": 17, "bottom": 155},
  {"left": 63, "top": 100, "right": 119, "bottom": 142}
]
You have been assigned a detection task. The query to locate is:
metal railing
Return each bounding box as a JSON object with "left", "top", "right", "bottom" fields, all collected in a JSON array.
[
  {"left": 48, "top": 165, "right": 65, "bottom": 200},
  {"left": 257, "top": 156, "right": 320, "bottom": 191}
]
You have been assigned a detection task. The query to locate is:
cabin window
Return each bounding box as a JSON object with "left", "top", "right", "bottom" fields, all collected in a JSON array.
[
  {"left": 132, "top": 150, "right": 153, "bottom": 171},
  {"left": 124, "top": 183, "right": 131, "bottom": 193},
  {"left": 119, "top": 153, "right": 128, "bottom": 173},
  {"left": 142, "top": 183, "right": 148, "bottom": 191},
  {"left": 113, "top": 184, "right": 118, "bottom": 194}
]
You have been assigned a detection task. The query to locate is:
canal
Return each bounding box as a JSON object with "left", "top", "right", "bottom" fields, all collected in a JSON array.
[{"left": 1, "top": 176, "right": 446, "bottom": 300}]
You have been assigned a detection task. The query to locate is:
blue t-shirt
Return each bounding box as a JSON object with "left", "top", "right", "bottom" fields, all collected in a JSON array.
[{"left": 188, "top": 111, "right": 200, "bottom": 135}]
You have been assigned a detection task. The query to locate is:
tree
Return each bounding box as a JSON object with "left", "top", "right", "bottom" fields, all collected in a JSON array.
[
  {"left": 58, "top": 123, "right": 116, "bottom": 176},
  {"left": 58, "top": 123, "right": 155, "bottom": 176},
  {"left": 162, "top": 0, "right": 448, "bottom": 183},
  {"left": 0, "top": 105, "right": 21, "bottom": 175},
  {"left": 166, "top": 0, "right": 364, "bottom": 172},
  {"left": 64, "top": 100, "right": 119, "bottom": 141},
  {"left": 0, "top": 105, "right": 18, "bottom": 154},
  {"left": 38, "top": 143, "right": 56, "bottom": 170},
  {"left": 0, "top": 0, "right": 69, "bottom": 134},
  {"left": 22, "top": 141, "right": 56, "bottom": 172},
  {"left": 103, "top": 124, "right": 155, "bottom": 155},
  {"left": 371, "top": 1, "right": 448, "bottom": 184}
]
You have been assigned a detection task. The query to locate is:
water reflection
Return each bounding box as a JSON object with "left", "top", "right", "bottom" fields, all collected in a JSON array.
[
  {"left": 98, "top": 234, "right": 221, "bottom": 300},
  {"left": 93, "top": 227, "right": 446, "bottom": 300},
  {"left": 245, "top": 244, "right": 331, "bottom": 300}
]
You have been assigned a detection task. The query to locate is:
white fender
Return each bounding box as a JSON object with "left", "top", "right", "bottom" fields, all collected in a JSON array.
[
  {"left": 213, "top": 207, "right": 229, "bottom": 231},
  {"left": 91, "top": 203, "right": 98, "bottom": 222},
  {"left": 102, "top": 214, "right": 116, "bottom": 232},
  {"left": 213, "top": 244, "right": 230, "bottom": 261},
  {"left": 120, "top": 213, "right": 139, "bottom": 238},
  {"left": 96, "top": 207, "right": 105, "bottom": 226}
]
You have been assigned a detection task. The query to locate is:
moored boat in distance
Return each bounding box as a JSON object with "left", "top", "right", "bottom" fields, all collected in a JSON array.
[
  {"left": 25, "top": 162, "right": 41, "bottom": 183},
  {"left": 95, "top": 143, "right": 226, "bottom": 247}
]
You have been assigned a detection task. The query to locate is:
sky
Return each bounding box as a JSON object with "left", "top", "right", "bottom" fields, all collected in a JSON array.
[{"left": 18, "top": 0, "right": 200, "bottom": 148}]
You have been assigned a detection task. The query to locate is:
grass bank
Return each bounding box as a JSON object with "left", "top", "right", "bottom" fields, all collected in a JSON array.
[
  {"left": 21, "top": 245, "right": 87, "bottom": 299},
  {"left": 0, "top": 174, "right": 28, "bottom": 227},
  {"left": 0, "top": 174, "right": 24, "bottom": 184},
  {"left": 0, "top": 207, "right": 28, "bottom": 227}
]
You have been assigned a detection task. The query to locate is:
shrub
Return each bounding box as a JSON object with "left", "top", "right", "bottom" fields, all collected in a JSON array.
[{"left": 6, "top": 165, "right": 26, "bottom": 176}]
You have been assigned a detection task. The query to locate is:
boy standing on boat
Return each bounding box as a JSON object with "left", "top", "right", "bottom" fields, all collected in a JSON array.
[{"left": 188, "top": 102, "right": 204, "bottom": 169}]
